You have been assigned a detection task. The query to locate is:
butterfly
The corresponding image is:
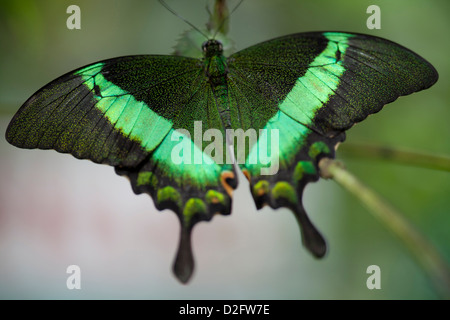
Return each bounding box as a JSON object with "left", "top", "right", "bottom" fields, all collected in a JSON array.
[{"left": 5, "top": 30, "right": 438, "bottom": 283}]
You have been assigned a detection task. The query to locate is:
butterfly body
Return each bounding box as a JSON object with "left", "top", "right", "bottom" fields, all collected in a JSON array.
[
  {"left": 6, "top": 31, "right": 438, "bottom": 283},
  {"left": 202, "top": 39, "right": 233, "bottom": 130}
]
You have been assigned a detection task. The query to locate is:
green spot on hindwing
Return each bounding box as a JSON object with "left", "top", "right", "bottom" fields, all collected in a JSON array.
[
  {"left": 293, "top": 161, "right": 317, "bottom": 183},
  {"left": 205, "top": 190, "right": 225, "bottom": 205},
  {"left": 271, "top": 181, "right": 298, "bottom": 205},
  {"left": 137, "top": 171, "right": 158, "bottom": 187},
  {"left": 157, "top": 186, "right": 181, "bottom": 207},
  {"left": 183, "top": 198, "right": 207, "bottom": 225},
  {"left": 308, "top": 141, "right": 330, "bottom": 159},
  {"left": 253, "top": 180, "right": 270, "bottom": 198}
]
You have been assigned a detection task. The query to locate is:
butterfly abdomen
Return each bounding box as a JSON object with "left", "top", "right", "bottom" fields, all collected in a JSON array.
[{"left": 211, "top": 81, "right": 232, "bottom": 129}]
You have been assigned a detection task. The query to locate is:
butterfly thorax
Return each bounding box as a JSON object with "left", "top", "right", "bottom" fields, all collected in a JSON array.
[
  {"left": 202, "top": 39, "right": 231, "bottom": 128},
  {"left": 202, "top": 39, "right": 227, "bottom": 83}
]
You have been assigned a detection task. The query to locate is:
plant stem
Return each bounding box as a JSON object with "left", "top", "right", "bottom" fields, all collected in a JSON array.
[
  {"left": 319, "top": 158, "right": 450, "bottom": 299},
  {"left": 339, "top": 143, "right": 450, "bottom": 172}
]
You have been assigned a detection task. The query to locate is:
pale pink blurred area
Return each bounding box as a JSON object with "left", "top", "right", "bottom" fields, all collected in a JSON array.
[{"left": 0, "top": 117, "right": 345, "bottom": 299}]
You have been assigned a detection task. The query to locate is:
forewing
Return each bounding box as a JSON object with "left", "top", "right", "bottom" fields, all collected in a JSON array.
[{"left": 6, "top": 55, "right": 204, "bottom": 166}]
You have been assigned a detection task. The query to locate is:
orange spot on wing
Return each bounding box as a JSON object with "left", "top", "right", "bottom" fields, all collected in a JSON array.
[
  {"left": 220, "top": 171, "right": 235, "bottom": 197},
  {"left": 242, "top": 169, "right": 251, "bottom": 181}
]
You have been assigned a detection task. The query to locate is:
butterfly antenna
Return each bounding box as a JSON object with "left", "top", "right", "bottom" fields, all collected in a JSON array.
[
  {"left": 159, "top": 0, "right": 209, "bottom": 40},
  {"left": 212, "top": 0, "right": 244, "bottom": 38}
]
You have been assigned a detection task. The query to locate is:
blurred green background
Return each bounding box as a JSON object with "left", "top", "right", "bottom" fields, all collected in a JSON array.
[{"left": 0, "top": 0, "right": 449, "bottom": 299}]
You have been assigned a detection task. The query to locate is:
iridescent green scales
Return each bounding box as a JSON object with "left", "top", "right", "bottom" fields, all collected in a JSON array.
[{"left": 6, "top": 29, "right": 438, "bottom": 283}]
